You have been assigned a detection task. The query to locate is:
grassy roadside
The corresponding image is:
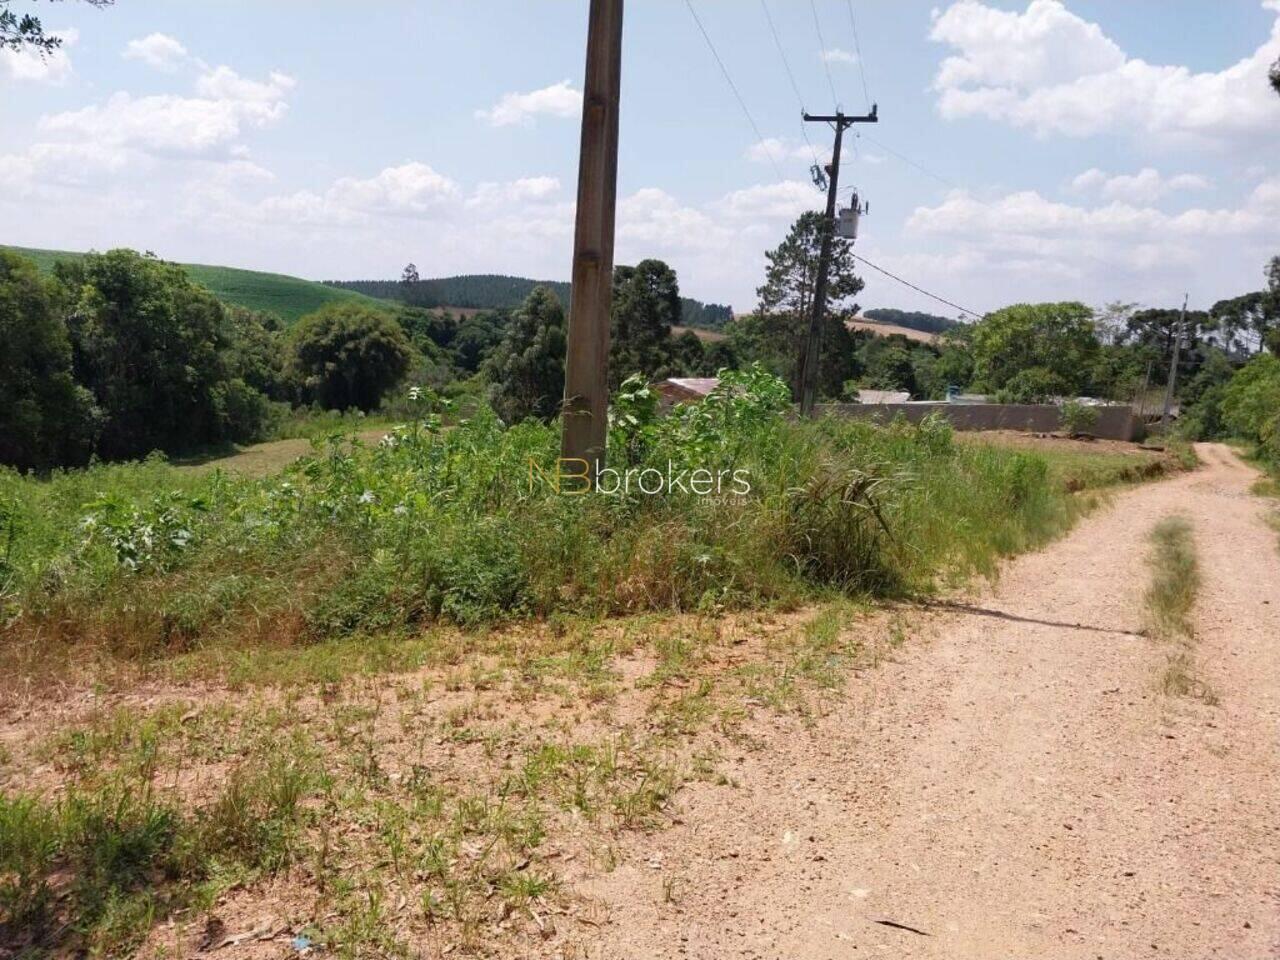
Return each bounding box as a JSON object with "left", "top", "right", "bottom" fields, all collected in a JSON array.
[
  {"left": 0, "top": 399, "right": 1191, "bottom": 956},
  {"left": 1144, "top": 516, "right": 1216, "bottom": 704},
  {"left": 1247, "top": 459, "right": 1280, "bottom": 549}
]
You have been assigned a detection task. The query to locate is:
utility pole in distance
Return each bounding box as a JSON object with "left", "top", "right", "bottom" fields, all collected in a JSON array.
[
  {"left": 798, "top": 106, "right": 877, "bottom": 418},
  {"left": 1160, "top": 293, "right": 1189, "bottom": 432},
  {"left": 561, "top": 0, "right": 624, "bottom": 479}
]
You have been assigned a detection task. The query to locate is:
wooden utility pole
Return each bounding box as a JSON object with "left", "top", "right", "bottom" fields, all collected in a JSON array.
[
  {"left": 798, "top": 106, "right": 878, "bottom": 418},
  {"left": 561, "top": 0, "right": 624, "bottom": 478},
  {"left": 1160, "top": 293, "right": 1189, "bottom": 431}
]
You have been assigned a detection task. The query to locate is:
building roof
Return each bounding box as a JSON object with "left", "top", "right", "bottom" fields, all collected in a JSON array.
[
  {"left": 657, "top": 377, "right": 720, "bottom": 397},
  {"left": 856, "top": 389, "right": 911, "bottom": 405}
]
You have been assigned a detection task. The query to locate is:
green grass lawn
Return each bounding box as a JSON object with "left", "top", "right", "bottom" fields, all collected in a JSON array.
[{"left": 2, "top": 244, "right": 388, "bottom": 324}]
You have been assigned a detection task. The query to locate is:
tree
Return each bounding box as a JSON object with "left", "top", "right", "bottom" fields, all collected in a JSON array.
[
  {"left": 970, "top": 302, "right": 1099, "bottom": 395},
  {"left": 855, "top": 336, "right": 917, "bottom": 394},
  {"left": 702, "top": 339, "right": 738, "bottom": 375},
  {"left": 60, "top": 249, "right": 267, "bottom": 459},
  {"left": 224, "top": 306, "right": 287, "bottom": 400},
  {"left": 1, "top": 0, "right": 111, "bottom": 53},
  {"left": 288, "top": 303, "right": 413, "bottom": 411},
  {"left": 929, "top": 326, "right": 976, "bottom": 397},
  {"left": 1271, "top": 55, "right": 1279, "bottom": 96},
  {"left": 670, "top": 329, "right": 707, "bottom": 376},
  {"left": 610, "top": 259, "right": 681, "bottom": 388},
  {"left": 742, "top": 211, "right": 863, "bottom": 399},
  {"left": 1220, "top": 354, "right": 1280, "bottom": 443},
  {"left": 0, "top": 250, "right": 98, "bottom": 469},
  {"left": 1121, "top": 306, "right": 1211, "bottom": 370},
  {"left": 401, "top": 263, "right": 420, "bottom": 285},
  {"left": 450, "top": 312, "right": 505, "bottom": 372},
  {"left": 484, "top": 285, "right": 566, "bottom": 424}
]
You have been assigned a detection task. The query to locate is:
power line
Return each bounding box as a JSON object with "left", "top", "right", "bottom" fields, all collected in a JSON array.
[
  {"left": 759, "top": 0, "right": 805, "bottom": 114},
  {"left": 690, "top": 2, "right": 978, "bottom": 325},
  {"left": 850, "top": 252, "right": 983, "bottom": 320},
  {"left": 809, "top": 0, "right": 840, "bottom": 108},
  {"left": 759, "top": 0, "right": 821, "bottom": 169},
  {"left": 857, "top": 132, "right": 960, "bottom": 189},
  {"left": 844, "top": 0, "right": 872, "bottom": 112},
  {"left": 683, "top": 0, "right": 786, "bottom": 183}
]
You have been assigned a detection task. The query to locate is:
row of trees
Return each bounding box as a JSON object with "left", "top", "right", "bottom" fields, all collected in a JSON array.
[
  {"left": 0, "top": 249, "right": 418, "bottom": 469},
  {"left": 480, "top": 258, "right": 736, "bottom": 424},
  {"left": 0, "top": 245, "right": 737, "bottom": 468}
]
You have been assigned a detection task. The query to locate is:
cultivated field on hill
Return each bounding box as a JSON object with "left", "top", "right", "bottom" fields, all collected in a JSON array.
[{"left": 2, "top": 245, "right": 385, "bottom": 323}]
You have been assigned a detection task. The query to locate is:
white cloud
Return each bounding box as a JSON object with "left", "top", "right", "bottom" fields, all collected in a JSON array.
[
  {"left": 929, "top": 0, "right": 1280, "bottom": 143},
  {"left": 123, "top": 33, "right": 189, "bottom": 72},
  {"left": 909, "top": 183, "right": 1277, "bottom": 243},
  {"left": 194, "top": 66, "right": 294, "bottom": 106},
  {"left": 1070, "top": 167, "right": 1212, "bottom": 204},
  {"left": 717, "top": 180, "right": 816, "bottom": 221},
  {"left": 38, "top": 66, "right": 295, "bottom": 156},
  {"left": 901, "top": 177, "right": 1280, "bottom": 307},
  {"left": 745, "top": 137, "right": 814, "bottom": 164},
  {"left": 467, "top": 176, "right": 561, "bottom": 207},
  {"left": 618, "top": 187, "right": 727, "bottom": 250},
  {"left": 475, "top": 80, "right": 582, "bottom": 127},
  {"left": 820, "top": 48, "right": 857, "bottom": 64},
  {"left": 1, "top": 28, "right": 77, "bottom": 84},
  {"left": 260, "top": 162, "right": 461, "bottom": 225}
]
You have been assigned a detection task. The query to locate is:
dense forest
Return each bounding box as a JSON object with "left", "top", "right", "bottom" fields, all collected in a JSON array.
[{"left": 327, "top": 273, "right": 734, "bottom": 329}]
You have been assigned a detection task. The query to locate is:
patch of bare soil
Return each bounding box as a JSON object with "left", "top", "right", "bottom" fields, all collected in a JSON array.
[{"left": 574, "top": 443, "right": 1280, "bottom": 958}]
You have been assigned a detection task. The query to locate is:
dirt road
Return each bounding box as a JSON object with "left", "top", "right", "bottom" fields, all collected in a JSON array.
[{"left": 578, "top": 444, "right": 1280, "bottom": 958}]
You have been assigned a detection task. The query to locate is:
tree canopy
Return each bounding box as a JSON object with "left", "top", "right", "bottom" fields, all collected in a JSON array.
[
  {"left": 0, "top": 250, "right": 98, "bottom": 469},
  {"left": 970, "top": 302, "right": 1099, "bottom": 396},
  {"left": 484, "top": 285, "right": 567, "bottom": 424},
  {"left": 1, "top": 0, "right": 111, "bottom": 53},
  {"left": 609, "top": 259, "right": 682, "bottom": 389},
  {"left": 733, "top": 211, "right": 862, "bottom": 400},
  {"left": 288, "top": 303, "right": 413, "bottom": 412}
]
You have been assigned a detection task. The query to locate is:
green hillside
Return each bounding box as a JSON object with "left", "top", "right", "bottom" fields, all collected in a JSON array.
[
  {"left": 2, "top": 245, "right": 386, "bottom": 323},
  {"left": 329, "top": 275, "right": 735, "bottom": 329}
]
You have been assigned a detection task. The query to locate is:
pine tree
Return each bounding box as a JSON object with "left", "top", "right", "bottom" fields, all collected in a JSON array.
[
  {"left": 609, "top": 259, "right": 682, "bottom": 388},
  {"left": 735, "top": 211, "right": 863, "bottom": 399},
  {"left": 485, "top": 285, "right": 567, "bottom": 424}
]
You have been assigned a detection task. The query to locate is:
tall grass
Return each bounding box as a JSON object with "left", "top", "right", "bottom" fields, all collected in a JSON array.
[
  {"left": 1144, "top": 517, "right": 1199, "bottom": 642},
  {"left": 2, "top": 373, "right": 1108, "bottom": 674},
  {"left": 1143, "top": 516, "right": 1216, "bottom": 704}
]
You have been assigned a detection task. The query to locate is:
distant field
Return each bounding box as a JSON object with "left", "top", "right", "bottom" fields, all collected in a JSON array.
[
  {"left": 847, "top": 319, "right": 939, "bottom": 344},
  {"left": 2, "top": 244, "right": 387, "bottom": 323},
  {"left": 671, "top": 324, "right": 728, "bottom": 342}
]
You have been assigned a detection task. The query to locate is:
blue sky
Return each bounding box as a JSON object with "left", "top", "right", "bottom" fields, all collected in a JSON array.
[{"left": 2, "top": 1, "right": 1278, "bottom": 316}]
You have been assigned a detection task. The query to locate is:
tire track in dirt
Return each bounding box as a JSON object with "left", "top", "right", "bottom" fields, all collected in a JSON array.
[{"left": 574, "top": 444, "right": 1280, "bottom": 959}]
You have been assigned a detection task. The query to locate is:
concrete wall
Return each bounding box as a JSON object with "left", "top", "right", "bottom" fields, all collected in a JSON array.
[{"left": 815, "top": 403, "right": 1143, "bottom": 442}]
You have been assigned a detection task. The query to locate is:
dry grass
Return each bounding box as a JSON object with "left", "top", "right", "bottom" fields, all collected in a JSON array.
[{"left": 0, "top": 602, "right": 905, "bottom": 957}]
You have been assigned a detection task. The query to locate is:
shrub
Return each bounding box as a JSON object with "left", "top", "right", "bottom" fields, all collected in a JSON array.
[
  {"left": 0, "top": 374, "right": 1095, "bottom": 654},
  {"left": 211, "top": 378, "right": 276, "bottom": 444},
  {"left": 994, "top": 367, "right": 1071, "bottom": 404},
  {"left": 1221, "top": 354, "right": 1280, "bottom": 450},
  {"left": 288, "top": 303, "right": 414, "bottom": 411},
  {"left": 1060, "top": 399, "right": 1100, "bottom": 436}
]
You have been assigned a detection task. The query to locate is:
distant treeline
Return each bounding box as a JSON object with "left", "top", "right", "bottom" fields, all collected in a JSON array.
[
  {"left": 862, "top": 308, "right": 961, "bottom": 335},
  {"left": 326, "top": 274, "right": 734, "bottom": 330}
]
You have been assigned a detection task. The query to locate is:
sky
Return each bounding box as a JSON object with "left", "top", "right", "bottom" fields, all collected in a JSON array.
[{"left": 2, "top": 0, "right": 1278, "bottom": 317}]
